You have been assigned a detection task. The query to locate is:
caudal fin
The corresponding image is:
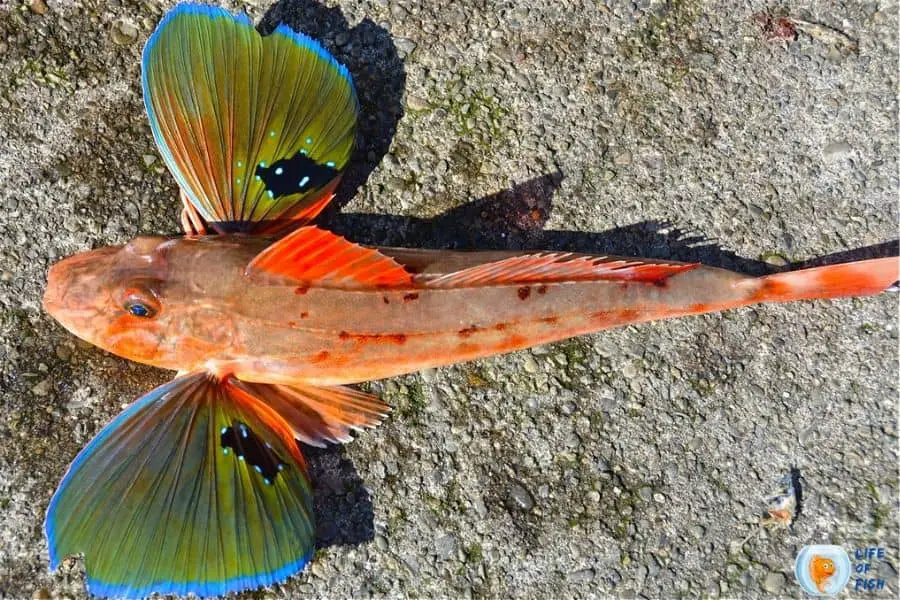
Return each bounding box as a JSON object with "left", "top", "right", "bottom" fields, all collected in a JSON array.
[{"left": 745, "top": 256, "right": 899, "bottom": 303}]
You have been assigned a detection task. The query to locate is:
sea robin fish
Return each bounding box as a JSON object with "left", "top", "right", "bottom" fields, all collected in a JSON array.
[{"left": 41, "top": 3, "right": 899, "bottom": 598}]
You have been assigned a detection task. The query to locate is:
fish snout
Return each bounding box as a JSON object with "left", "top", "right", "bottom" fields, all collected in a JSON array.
[{"left": 43, "top": 246, "right": 120, "bottom": 318}]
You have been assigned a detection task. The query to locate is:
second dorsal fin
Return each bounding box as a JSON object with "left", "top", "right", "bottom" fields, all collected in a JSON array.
[
  {"left": 422, "top": 253, "right": 698, "bottom": 288},
  {"left": 246, "top": 227, "right": 413, "bottom": 289}
]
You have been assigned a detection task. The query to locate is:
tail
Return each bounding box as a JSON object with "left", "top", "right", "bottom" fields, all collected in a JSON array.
[
  {"left": 46, "top": 373, "right": 387, "bottom": 597},
  {"left": 742, "top": 256, "right": 899, "bottom": 303}
]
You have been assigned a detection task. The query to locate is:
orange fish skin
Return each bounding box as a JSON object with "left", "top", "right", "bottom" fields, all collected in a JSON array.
[
  {"left": 809, "top": 555, "right": 836, "bottom": 592},
  {"left": 43, "top": 235, "right": 898, "bottom": 386}
]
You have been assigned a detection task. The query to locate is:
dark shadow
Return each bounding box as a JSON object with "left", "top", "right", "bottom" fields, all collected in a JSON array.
[
  {"left": 790, "top": 240, "right": 900, "bottom": 269},
  {"left": 789, "top": 465, "right": 804, "bottom": 529},
  {"left": 322, "top": 170, "right": 898, "bottom": 275},
  {"left": 259, "top": 0, "right": 406, "bottom": 213},
  {"left": 303, "top": 445, "right": 375, "bottom": 549},
  {"left": 324, "top": 171, "right": 820, "bottom": 276}
]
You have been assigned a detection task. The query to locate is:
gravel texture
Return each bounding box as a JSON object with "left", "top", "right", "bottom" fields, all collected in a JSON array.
[{"left": 1, "top": 0, "right": 898, "bottom": 598}]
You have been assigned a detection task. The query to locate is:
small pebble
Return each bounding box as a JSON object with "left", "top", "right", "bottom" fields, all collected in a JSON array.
[
  {"left": 822, "top": 140, "right": 852, "bottom": 161},
  {"left": 763, "top": 572, "right": 786, "bottom": 593},
  {"left": 406, "top": 95, "right": 429, "bottom": 111},
  {"left": 394, "top": 37, "right": 417, "bottom": 58},
  {"left": 613, "top": 150, "right": 633, "bottom": 166},
  {"left": 567, "top": 568, "right": 595, "bottom": 583},
  {"left": 112, "top": 20, "right": 139, "bottom": 46},
  {"left": 29, "top": 0, "right": 48, "bottom": 15},
  {"left": 508, "top": 481, "right": 534, "bottom": 510}
]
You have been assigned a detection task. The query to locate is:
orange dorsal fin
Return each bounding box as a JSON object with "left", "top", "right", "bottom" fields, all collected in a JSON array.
[
  {"left": 422, "top": 253, "right": 698, "bottom": 288},
  {"left": 246, "top": 226, "right": 413, "bottom": 288}
]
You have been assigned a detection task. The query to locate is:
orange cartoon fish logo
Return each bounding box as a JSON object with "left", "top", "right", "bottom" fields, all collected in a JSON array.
[
  {"left": 795, "top": 545, "right": 850, "bottom": 596},
  {"left": 809, "top": 555, "right": 836, "bottom": 592}
]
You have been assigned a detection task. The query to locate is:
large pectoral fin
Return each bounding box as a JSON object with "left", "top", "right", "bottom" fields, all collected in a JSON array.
[
  {"left": 142, "top": 4, "right": 358, "bottom": 234},
  {"left": 45, "top": 373, "right": 315, "bottom": 597}
]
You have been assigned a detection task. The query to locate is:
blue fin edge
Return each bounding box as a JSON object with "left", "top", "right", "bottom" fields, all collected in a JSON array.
[
  {"left": 45, "top": 376, "right": 191, "bottom": 569},
  {"left": 45, "top": 373, "right": 313, "bottom": 597},
  {"left": 140, "top": 2, "right": 356, "bottom": 222},
  {"left": 83, "top": 552, "right": 313, "bottom": 598},
  {"left": 142, "top": 2, "right": 352, "bottom": 83}
]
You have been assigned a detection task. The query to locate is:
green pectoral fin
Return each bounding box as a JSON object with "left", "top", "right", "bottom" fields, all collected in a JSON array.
[
  {"left": 45, "top": 373, "right": 315, "bottom": 597},
  {"left": 142, "top": 3, "right": 358, "bottom": 233}
]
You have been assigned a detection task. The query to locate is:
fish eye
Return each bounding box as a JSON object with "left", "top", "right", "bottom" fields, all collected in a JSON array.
[
  {"left": 125, "top": 300, "right": 155, "bottom": 318},
  {"left": 121, "top": 282, "right": 161, "bottom": 319}
]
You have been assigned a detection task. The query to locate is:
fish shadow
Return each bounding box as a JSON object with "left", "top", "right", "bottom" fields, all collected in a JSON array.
[
  {"left": 259, "top": 0, "right": 406, "bottom": 211},
  {"left": 325, "top": 171, "right": 898, "bottom": 275},
  {"left": 303, "top": 445, "right": 375, "bottom": 549}
]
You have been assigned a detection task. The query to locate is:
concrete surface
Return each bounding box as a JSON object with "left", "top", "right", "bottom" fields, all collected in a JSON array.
[{"left": 1, "top": 0, "right": 897, "bottom": 598}]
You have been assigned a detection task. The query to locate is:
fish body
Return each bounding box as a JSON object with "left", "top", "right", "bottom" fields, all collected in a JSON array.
[
  {"left": 40, "top": 3, "right": 899, "bottom": 598},
  {"left": 47, "top": 234, "right": 896, "bottom": 387},
  {"left": 810, "top": 555, "right": 837, "bottom": 592}
]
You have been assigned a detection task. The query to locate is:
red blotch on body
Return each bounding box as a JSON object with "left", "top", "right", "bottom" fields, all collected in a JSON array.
[
  {"left": 300, "top": 311, "right": 309, "bottom": 319},
  {"left": 494, "top": 322, "right": 508, "bottom": 331},
  {"left": 294, "top": 285, "right": 309, "bottom": 295},
  {"left": 383, "top": 296, "right": 390, "bottom": 304},
  {"left": 313, "top": 350, "right": 330, "bottom": 363},
  {"left": 537, "top": 285, "right": 548, "bottom": 295},
  {"left": 517, "top": 286, "right": 531, "bottom": 300},
  {"left": 457, "top": 342, "right": 479, "bottom": 354},
  {"left": 540, "top": 316, "right": 559, "bottom": 325},
  {"left": 591, "top": 308, "right": 641, "bottom": 322},
  {"left": 338, "top": 331, "right": 408, "bottom": 344},
  {"left": 403, "top": 292, "right": 420, "bottom": 303},
  {"left": 458, "top": 325, "right": 479, "bottom": 338},
  {"left": 502, "top": 334, "right": 527, "bottom": 350}
]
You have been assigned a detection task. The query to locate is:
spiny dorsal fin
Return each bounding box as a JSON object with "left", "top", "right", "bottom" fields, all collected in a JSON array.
[
  {"left": 246, "top": 226, "right": 413, "bottom": 289},
  {"left": 422, "top": 253, "right": 698, "bottom": 288},
  {"left": 142, "top": 4, "right": 358, "bottom": 234}
]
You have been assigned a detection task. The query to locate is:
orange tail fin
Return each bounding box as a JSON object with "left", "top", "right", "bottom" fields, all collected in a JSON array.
[{"left": 745, "top": 256, "right": 899, "bottom": 303}]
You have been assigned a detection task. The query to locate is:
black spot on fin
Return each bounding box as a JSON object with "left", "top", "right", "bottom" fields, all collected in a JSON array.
[
  {"left": 220, "top": 421, "right": 287, "bottom": 484},
  {"left": 256, "top": 152, "right": 339, "bottom": 199}
]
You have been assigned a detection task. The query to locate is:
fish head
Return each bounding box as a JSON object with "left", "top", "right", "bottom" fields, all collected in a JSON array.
[
  {"left": 810, "top": 555, "right": 836, "bottom": 578},
  {"left": 44, "top": 236, "right": 179, "bottom": 368}
]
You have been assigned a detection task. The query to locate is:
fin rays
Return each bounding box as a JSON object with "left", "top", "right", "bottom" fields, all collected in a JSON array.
[
  {"left": 142, "top": 4, "right": 358, "bottom": 234},
  {"left": 45, "top": 373, "right": 316, "bottom": 597}
]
